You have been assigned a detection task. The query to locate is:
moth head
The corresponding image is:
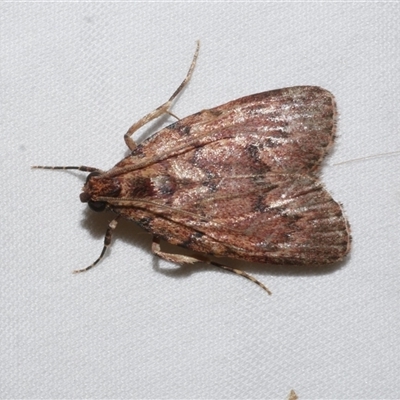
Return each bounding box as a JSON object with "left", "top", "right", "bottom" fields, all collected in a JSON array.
[{"left": 80, "top": 171, "right": 121, "bottom": 212}]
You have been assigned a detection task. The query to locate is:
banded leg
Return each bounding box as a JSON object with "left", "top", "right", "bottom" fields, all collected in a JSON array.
[
  {"left": 151, "top": 237, "right": 200, "bottom": 264},
  {"left": 124, "top": 41, "right": 199, "bottom": 151},
  {"left": 73, "top": 216, "right": 120, "bottom": 273},
  {"left": 151, "top": 237, "right": 271, "bottom": 294},
  {"left": 210, "top": 261, "right": 272, "bottom": 295}
]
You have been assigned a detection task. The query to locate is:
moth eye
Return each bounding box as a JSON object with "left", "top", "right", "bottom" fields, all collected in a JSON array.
[{"left": 88, "top": 200, "right": 106, "bottom": 212}]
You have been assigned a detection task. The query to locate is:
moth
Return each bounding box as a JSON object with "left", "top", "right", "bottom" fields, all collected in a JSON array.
[{"left": 34, "top": 42, "right": 351, "bottom": 294}]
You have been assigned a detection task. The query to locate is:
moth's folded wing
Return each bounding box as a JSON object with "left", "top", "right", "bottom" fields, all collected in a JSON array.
[
  {"left": 127, "top": 86, "right": 336, "bottom": 175},
  {"left": 133, "top": 174, "right": 350, "bottom": 266}
]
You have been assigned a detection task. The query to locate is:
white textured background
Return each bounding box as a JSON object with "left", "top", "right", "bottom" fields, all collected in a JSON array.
[{"left": 2, "top": 3, "right": 400, "bottom": 399}]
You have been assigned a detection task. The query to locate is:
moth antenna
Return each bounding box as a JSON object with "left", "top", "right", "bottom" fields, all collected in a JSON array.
[
  {"left": 73, "top": 216, "right": 120, "bottom": 273},
  {"left": 124, "top": 41, "right": 199, "bottom": 151},
  {"left": 32, "top": 165, "right": 102, "bottom": 173}
]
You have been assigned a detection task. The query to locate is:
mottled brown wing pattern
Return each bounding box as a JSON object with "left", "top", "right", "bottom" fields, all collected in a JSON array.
[
  {"left": 111, "top": 86, "right": 336, "bottom": 177},
  {"left": 106, "top": 86, "right": 350, "bottom": 265},
  {"left": 117, "top": 174, "right": 350, "bottom": 265}
]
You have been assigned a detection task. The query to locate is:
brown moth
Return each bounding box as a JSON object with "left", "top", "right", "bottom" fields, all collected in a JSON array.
[{"left": 33, "top": 42, "right": 351, "bottom": 294}]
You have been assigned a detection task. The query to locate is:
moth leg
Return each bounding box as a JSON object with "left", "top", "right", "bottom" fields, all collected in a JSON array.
[
  {"left": 151, "top": 237, "right": 271, "bottom": 294},
  {"left": 210, "top": 261, "right": 272, "bottom": 295},
  {"left": 73, "top": 216, "right": 120, "bottom": 273},
  {"left": 151, "top": 237, "right": 200, "bottom": 264},
  {"left": 124, "top": 41, "right": 199, "bottom": 151}
]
